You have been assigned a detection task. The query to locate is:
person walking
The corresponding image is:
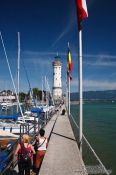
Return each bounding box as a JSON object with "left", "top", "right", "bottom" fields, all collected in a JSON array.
[
  {"left": 15, "top": 134, "right": 35, "bottom": 175},
  {"left": 32, "top": 134, "right": 39, "bottom": 174},
  {"left": 35, "top": 128, "right": 47, "bottom": 175}
]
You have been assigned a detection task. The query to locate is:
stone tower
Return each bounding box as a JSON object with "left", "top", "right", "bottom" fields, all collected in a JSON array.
[{"left": 52, "top": 55, "right": 62, "bottom": 104}]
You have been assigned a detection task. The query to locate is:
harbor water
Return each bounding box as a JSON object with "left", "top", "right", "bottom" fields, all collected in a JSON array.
[{"left": 71, "top": 102, "right": 116, "bottom": 175}]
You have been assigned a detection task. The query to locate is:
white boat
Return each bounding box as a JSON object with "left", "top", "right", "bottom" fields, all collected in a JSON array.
[
  {"left": 0, "top": 101, "right": 16, "bottom": 111},
  {"left": 0, "top": 129, "right": 19, "bottom": 138},
  {"left": 0, "top": 121, "right": 21, "bottom": 134},
  {"left": 1, "top": 105, "right": 8, "bottom": 111},
  {"left": 0, "top": 33, "right": 40, "bottom": 134},
  {"left": 0, "top": 112, "right": 36, "bottom": 134},
  {"left": 0, "top": 120, "right": 35, "bottom": 134},
  {"left": 0, "top": 130, "right": 19, "bottom": 149}
]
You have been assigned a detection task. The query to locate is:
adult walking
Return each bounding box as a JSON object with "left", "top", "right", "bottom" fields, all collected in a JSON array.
[
  {"left": 35, "top": 128, "right": 47, "bottom": 175},
  {"left": 15, "top": 134, "right": 35, "bottom": 175},
  {"left": 32, "top": 134, "right": 39, "bottom": 174}
]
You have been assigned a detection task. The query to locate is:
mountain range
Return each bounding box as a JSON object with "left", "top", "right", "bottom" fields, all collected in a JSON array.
[{"left": 71, "top": 90, "right": 116, "bottom": 101}]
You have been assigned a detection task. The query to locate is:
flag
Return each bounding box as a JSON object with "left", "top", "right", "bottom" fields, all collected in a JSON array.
[
  {"left": 67, "top": 48, "right": 72, "bottom": 80},
  {"left": 76, "top": 0, "right": 88, "bottom": 30}
]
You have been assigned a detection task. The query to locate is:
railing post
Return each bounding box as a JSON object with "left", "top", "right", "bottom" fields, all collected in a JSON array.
[
  {"left": 38, "top": 115, "right": 40, "bottom": 133},
  {"left": 20, "top": 124, "right": 22, "bottom": 139},
  {"left": 23, "top": 124, "right": 24, "bottom": 134},
  {"left": 46, "top": 112, "right": 47, "bottom": 125},
  {"left": 28, "top": 124, "right": 29, "bottom": 135},
  {"left": 25, "top": 124, "right": 27, "bottom": 134},
  {"left": 10, "top": 127, "right": 12, "bottom": 133},
  {"left": 34, "top": 117, "right": 36, "bottom": 135}
]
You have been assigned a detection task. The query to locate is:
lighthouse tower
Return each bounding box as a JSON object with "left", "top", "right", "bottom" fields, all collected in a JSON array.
[{"left": 52, "top": 55, "right": 62, "bottom": 104}]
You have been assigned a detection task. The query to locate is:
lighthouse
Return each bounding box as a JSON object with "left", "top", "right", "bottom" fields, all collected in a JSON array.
[{"left": 52, "top": 55, "right": 62, "bottom": 104}]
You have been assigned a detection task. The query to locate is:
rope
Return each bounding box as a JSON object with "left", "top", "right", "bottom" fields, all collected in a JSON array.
[
  {"left": 70, "top": 113, "right": 110, "bottom": 175},
  {"left": 21, "top": 58, "right": 36, "bottom": 107},
  {"left": 0, "top": 32, "right": 24, "bottom": 121}
]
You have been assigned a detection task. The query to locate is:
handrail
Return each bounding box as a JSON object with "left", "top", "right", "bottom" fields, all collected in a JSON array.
[
  {"left": 0, "top": 108, "right": 56, "bottom": 174},
  {"left": 0, "top": 139, "right": 18, "bottom": 174},
  {"left": 70, "top": 113, "right": 110, "bottom": 175}
]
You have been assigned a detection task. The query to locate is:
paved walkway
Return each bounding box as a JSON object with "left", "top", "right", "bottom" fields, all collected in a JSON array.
[
  {"left": 39, "top": 106, "right": 88, "bottom": 175},
  {"left": 12, "top": 106, "right": 87, "bottom": 175},
  {"left": 12, "top": 113, "right": 58, "bottom": 174}
]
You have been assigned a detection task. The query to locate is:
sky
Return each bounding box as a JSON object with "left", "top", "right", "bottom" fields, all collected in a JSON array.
[{"left": 0, "top": 0, "right": 116, "bottom": 93}]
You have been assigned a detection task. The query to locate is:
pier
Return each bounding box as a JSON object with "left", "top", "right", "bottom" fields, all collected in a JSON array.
[
  {"left": 40, "top": 105, "right": 87, "bottom": 175},
  {"left": 1, "top": 105, "right": 87, "bottom": 175}
]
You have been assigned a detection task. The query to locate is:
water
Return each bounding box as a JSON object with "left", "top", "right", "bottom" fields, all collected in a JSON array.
[
  {"left": 71, "top": 102, "right": 116, "bottom": 175},
  {"left": 0, "top": 104, "right": 26, "bottom": 116},
  {"left": 0, "top": 103, "right": 115, "bottom": 174}
]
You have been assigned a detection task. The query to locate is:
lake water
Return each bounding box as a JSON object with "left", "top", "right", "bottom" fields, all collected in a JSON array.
[{"left": 71, "top": 102, "right": 116, "bottom": 175}]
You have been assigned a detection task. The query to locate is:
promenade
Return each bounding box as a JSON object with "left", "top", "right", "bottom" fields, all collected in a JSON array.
[
  {"left": 40, "top": 106, "right": 87, "bottom": 175},
  {"left": 12, "top": 105, "right": 87, "bottom": 175}
]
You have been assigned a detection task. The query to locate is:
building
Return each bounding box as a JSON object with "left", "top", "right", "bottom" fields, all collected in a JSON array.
[
  {"left": 52, "top": 55, "right": 62, "bottom": 104},
  {"left": 0, "top": 90, "right": 16, "bottom": 103}
]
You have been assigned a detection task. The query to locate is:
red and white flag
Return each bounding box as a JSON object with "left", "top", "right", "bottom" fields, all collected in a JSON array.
[{"left": 76, "top": 0, "right": 88, "bottom": 30}]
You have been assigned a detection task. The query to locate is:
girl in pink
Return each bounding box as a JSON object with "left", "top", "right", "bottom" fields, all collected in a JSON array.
[{"left": 15, "top": 134, "right": 35, "bottom": 175}]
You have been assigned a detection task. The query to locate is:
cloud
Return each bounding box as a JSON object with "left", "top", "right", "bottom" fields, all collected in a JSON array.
[
  {"left": 83, "top": 54, "right": 116, "bottom": 67},
  {"left": 70, "top": 78, "right": 116, "bottom": 91},
  {"left": 22, "top": 51, "right": 54, "bottom": 68},
  {"left": 84, "top": 54, "right": 116, "bottom": 59},
  {"left": 22, "top": 51, "right": 116, "bottom": 71},
  {"left": 15, "top": 50, "right": 116, "bottom": 92},
  {"left": 0, "top": 79, "right": 13, "bottom": 90},
  {"left": 23, "top": 51, "right": 56, "bottom": 57},
  {"left": 22, "top": 50, "right": 70, "bottom": 68},
  {"left": 109, "top": 72, "right": 116, "bottom": 78},
  {"left": 51, "top": 28, "right": 71, "bottom": 48},
  {"left": 25, "top": 57, "right": 51, "bottom": 67},
  {"left": 84, "top": 79, "right": 116, "bottom": 91},
  {"left": 51, "top": 8, "right": 75, "bottom": 48}
]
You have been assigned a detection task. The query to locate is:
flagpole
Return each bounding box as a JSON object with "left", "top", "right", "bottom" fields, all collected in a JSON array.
[
  {"left": 68, "top": 74, "right": 70, "bottom": 116},
  {"left": 68, "top": 42, "right": 71, "bottom": 117},
  {"left": 66, "top": 73, "right": 68, "bottom": 111},
  {"left": 66, "top": 78, "right": 68, "bottom": 111},
  {"left": 75, "top": 0, "right": 88, "bottom": 154},
  {"left": 78, "top": 29, "right": 83, "bottom": 153}
]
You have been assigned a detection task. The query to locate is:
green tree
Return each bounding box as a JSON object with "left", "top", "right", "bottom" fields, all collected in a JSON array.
[
  {"left": 32, "top": 88, "right": 39, "bottom": 98},
  {"left": 19, "top": 92, "right": 26, "bottom": 102},
  {"left": 32, "top": 88, "right": 42, "bottom": 100}
]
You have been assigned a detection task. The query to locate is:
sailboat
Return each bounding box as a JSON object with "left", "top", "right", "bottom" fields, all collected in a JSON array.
[
  {"left": 0, "top": 32, "right": 33, "bottom": 134},
  {"left": 0, "top": 33, "right": 49, "bottom": 133}
]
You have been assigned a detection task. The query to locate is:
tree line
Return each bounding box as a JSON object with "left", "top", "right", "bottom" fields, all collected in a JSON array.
[{"left": 19, "top": 88, "right": 50, "bottom": 102}]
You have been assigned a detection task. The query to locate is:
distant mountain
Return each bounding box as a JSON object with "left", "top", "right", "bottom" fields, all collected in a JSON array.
[{"left": 71, "top": 90, "right": 116, "bottom": 101}]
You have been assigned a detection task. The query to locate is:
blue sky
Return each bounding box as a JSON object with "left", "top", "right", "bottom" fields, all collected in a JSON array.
[{"left": 0, "top": 0, "right": 116, "bottom": 93}]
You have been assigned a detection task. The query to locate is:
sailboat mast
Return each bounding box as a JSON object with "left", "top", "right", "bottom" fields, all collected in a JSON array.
[
  {"left": 17, "top": 32, "right": 20, "bottom": 112},
  {"left": 46, "top": 78, "right": 54, "bottom": 106},
  {"left": 45, "top": 76, "right": 47, "bottom": 106},
  {"left": 0, "top": 32, "right": 24, "bottom": 122},
  {"left": 42, "top": 76, "right": 44, "bottom": 107}
]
